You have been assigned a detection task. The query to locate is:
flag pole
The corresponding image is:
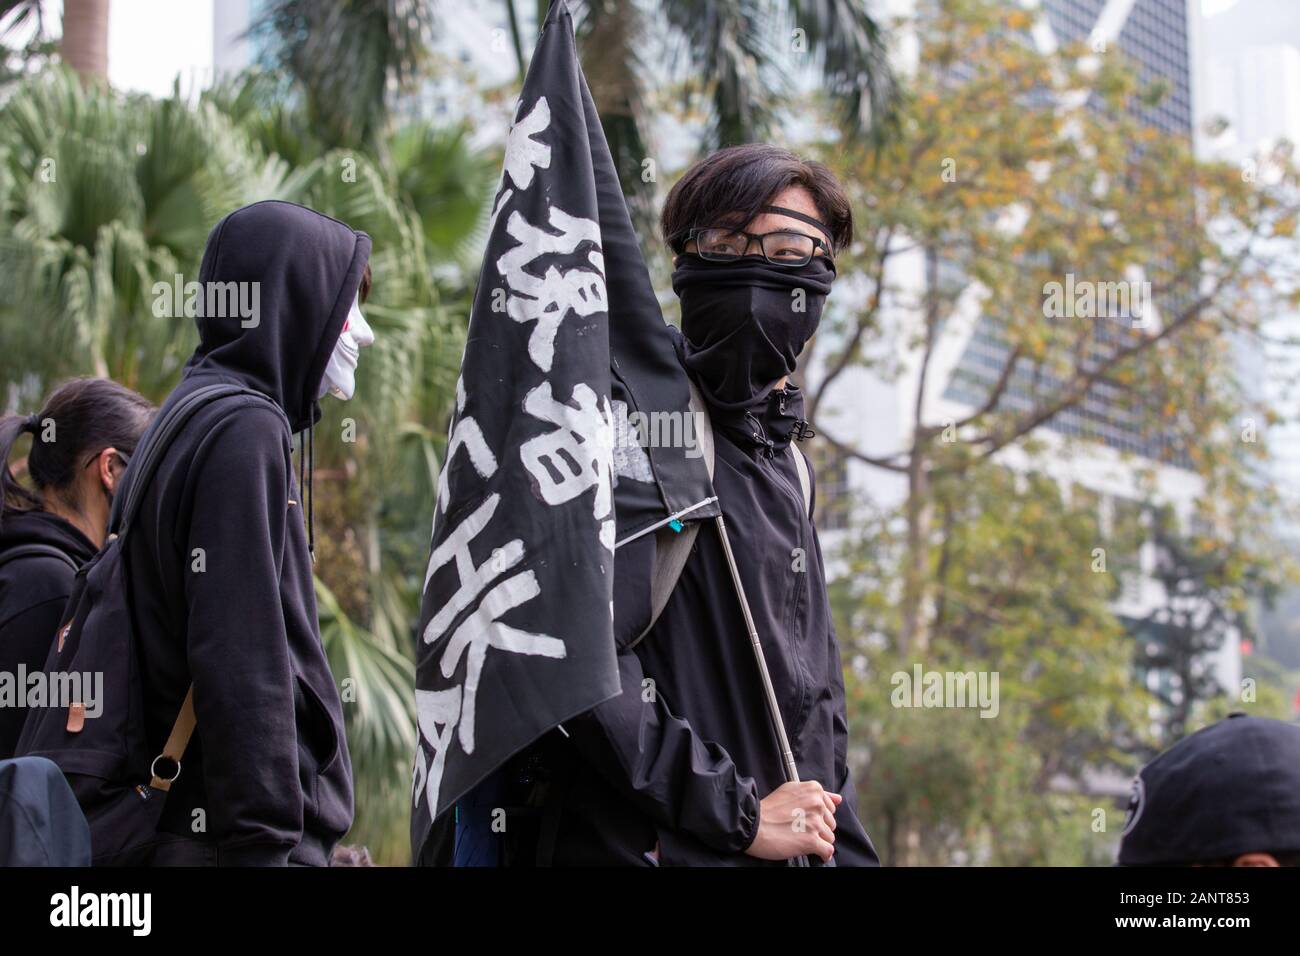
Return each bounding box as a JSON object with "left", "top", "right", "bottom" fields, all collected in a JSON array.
[{"left": 713, "top": 514, "right": 810, "bottom": 867}]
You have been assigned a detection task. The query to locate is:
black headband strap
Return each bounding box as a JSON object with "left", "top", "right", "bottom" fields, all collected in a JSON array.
[{"left": 760, "top": 205, "right": 835, "bottom": 245}]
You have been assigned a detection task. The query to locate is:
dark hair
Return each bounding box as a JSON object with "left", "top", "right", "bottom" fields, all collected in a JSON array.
[
  {"left": 661, "top": 144, "right": 854, "bottom": 255},
  {"left": 359, "top": 262, "right": 372, "bottom": 305},
  {"left": 0, "top": 378, "right": 155, "bottom": 525}
]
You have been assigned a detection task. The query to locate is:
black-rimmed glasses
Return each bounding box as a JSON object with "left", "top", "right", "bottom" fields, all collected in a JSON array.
[{"left": 687, "top": 225, "right": 833, "bottom": 267}]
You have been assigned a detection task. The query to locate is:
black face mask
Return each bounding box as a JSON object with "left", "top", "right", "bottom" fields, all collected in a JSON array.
[{"left": 672, "top": 254, "right": 835, "bottom": 409}]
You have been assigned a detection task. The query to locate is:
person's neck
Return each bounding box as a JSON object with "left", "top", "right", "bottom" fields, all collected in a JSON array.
[
  {"left": 43, "top": 499, "right": 104, "bottom": 549},
  {"left": 774, "top": 375, "right": 788, "bottom": 390}
]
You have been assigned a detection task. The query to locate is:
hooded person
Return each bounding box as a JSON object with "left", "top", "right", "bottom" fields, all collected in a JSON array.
[
  {"left": 120, "top": 200, "right": 374, "bottom": 866},
  {"left": 0, "top": 379, "right": 153, "bottom": 759},
  {"left": 477, "top": 145, "right": 878, "bottom": 867}
]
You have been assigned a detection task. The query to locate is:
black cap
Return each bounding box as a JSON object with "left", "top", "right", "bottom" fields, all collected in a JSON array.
[{"left": 1118, "top": 714, "right": 1300, "bottom": 865}]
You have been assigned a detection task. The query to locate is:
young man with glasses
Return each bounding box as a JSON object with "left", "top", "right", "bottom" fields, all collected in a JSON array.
[{"left": 482, "top": 145, "right": 879, "bottom": 867}]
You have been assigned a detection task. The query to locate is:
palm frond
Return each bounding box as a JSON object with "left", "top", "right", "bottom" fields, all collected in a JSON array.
[
  {"left": 251, "top": 0, "right": 436, "bottom": 152},
  {"left": 784, "top": 0, "right": 898, "bottom": 144},
  {"left": 661, "top": 0, "right": 785, "bottom": 148}
]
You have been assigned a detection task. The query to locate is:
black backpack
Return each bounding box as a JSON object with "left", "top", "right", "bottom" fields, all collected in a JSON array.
[
  {"left": 0, "top": 544, "right": 78, "bottom": 575},
  {"left": 16, "top": 383, "right": 279, "bottom": 865}
]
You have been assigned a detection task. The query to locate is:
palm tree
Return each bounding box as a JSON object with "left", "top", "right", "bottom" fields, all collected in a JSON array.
[
  {"left": 509, "top": 0, "right": 898, "bottom": 141},
  {"left": 249, "top": 0, "right": 435, "bottom": 154},
  {"left": 0, "top": 66, "right": 496, "bottom": 861},
  {"left": 251, "top": 0, "right": 895, "bottom": 221},
  {"left": 0, "top": 69, "right": 266, "bottom": 397},
  {"left": 1, "top": 0, "right": 111, "bottom": 82},
  {"left": 556, "top": 0, "right": 896, "bottom": 210},
  {"left": 59, "top": 0, "right": 109, "bottom": 81}
]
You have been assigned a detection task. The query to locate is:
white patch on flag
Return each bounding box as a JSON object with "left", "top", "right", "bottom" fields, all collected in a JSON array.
[
  {"left": 418, "top": 494, "right": 565, "bottom": 804},
  {"left": 438, "top": 569, "right": 566, "bottom": 753},
  {"left": 434, "top": 376, "right": 498, "bottom": 518},
  {"left": 422, "top": 495, "right": 523, "bottom": 629},
  {"left": 520, "top": 381, "right": 616, "bottom": 551},
  {"left": 503, "top": 96, "right": 551, "bottom": 191},
  {"left": 412, "top": 686, "right": 461, "bottom": 812},
  {"left": 497, "top": 207, "right": 606, "bottom": 374}
]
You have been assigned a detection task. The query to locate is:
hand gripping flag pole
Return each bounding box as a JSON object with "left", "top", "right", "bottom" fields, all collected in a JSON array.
[{"left": 713, "top": 513, "right": 811, "bottom": 868}]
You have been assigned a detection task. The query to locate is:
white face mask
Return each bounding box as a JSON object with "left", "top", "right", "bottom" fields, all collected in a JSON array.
[{"left": 319, "top": 294, "right": 376, "bottom": 401}]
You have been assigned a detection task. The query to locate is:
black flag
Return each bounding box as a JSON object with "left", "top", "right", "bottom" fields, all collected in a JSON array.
[{"left": 411, "top": 0, "right": 719, "bottom": 859}]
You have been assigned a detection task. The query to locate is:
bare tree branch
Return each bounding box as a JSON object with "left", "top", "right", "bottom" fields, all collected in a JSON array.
[
  {"left": 968, "top": 234, "right": 1263, "bottom": 460},
  {"left": 951, "top": 343, "right": 1023, "bottom": 428},
  {"left": 817, "top": 426, "right": 910, "bottom": 472}
]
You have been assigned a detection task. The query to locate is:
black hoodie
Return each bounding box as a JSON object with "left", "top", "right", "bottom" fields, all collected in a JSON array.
[
  {"left": 121, "top": 200, "right": 369, "bottom": 865},
  {"left": 0, "top": 510, "right": 97, "bottom": 758}
]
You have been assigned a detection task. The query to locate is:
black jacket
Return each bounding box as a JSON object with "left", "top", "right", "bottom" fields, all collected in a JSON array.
[
  {"left": 516, "top": 364, "right": 878, "bottom": 866},
  {"left": 122, "top": 200, "right": 368, "bottom": 866},
  {"left": 0, "top": 511, "right": 96, "bottom": 759},
  {"left": 0, "top": 755, "right": 91, "bottom": 865}
]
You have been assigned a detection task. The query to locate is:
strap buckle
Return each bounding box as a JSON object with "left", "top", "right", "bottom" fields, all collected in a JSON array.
[{"left": 149, "top": 753, "right": 182, "bottom": 790}]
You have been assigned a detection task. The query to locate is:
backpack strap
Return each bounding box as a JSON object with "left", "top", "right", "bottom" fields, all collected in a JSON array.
[
  {"left": 789, "top": 443, "right": 812, "bottom": 518},
  {"left": 149, "top": 687, "right": 195, "bottom": 792},
  {"left": 110, "top": 383, "right": 281, "bottom": 541},
  {"left": 0, "top": 543, "right": 78, "bottom": 574},
  {"left": 107, "top": 383, "right": 278, "bottom": 792},
  {"left": 631, "top": 380, "right": 714, "bottom": 649},
  {"left": 632, "top": 389, "right": 816, "bottom": 648}
]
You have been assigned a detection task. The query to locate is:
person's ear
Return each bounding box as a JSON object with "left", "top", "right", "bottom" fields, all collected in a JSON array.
[
  {"left": 97, "top": 447, "right": 124, "bottom": 496},
  {"left": 1231, "top": 852, "right": 1279, "bottom": 867}
]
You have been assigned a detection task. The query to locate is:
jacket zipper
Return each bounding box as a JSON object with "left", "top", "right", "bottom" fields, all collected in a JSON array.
[{"left": 746, "top": 401, "right": 812, "bottom": 743}]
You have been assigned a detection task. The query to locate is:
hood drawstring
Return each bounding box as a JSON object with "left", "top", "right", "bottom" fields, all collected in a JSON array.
[
  {"left": 297, "top": 426, "right": 316, "bottom": 562},
  {"left": 308, "top": 423, "right": 315, "bottom": 561}
]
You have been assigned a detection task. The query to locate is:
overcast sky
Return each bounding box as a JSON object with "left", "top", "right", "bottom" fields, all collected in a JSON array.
[
  {"left": 107, "top": 0, "right": 214, "bottom": 97},
  {"left": 43, "top": 0, "right": 1251, "bottom": 97}
]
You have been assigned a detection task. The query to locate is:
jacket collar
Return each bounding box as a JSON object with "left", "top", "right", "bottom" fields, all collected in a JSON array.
[{"left": 705, "top": 382, "right": 807, "bottom": 455}]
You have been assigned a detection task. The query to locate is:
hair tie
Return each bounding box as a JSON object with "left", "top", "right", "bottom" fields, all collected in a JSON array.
[{"left": 24, "top": 413, "right": 41, "bottom": 434}]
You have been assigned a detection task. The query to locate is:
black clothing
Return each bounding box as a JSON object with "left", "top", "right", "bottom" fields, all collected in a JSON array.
[
  {"left": 531, "top": 333, "right": 877, "bottom": 866},
  {"left": 0, "top": 755, "right": 91, "bottom": 865},
  {"left": 122, "top": 200, "right": 369, "bottom": 866},
  {"left": 1118, "top": 713, "right": 1300, "bottom": 865},
  {"left": 0, "top": 510, "right": 96, "bottom": 758},
  {"left": 674, "top": 254, "right": 834, "bottom": 407}
]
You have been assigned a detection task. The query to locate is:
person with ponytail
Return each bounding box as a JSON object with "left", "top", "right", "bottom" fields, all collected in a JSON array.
[{"left": 0, "top": 378, "right": 154, "bottom": 758}]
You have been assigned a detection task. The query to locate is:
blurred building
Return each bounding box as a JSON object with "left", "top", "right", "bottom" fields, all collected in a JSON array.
[
  {"left": 212, "top": 0, "right": 266, "bottom": 80},
  {"left": 1199, "top": 0, "right": 1300, "bottom": 700},
  {"left": 815, "top": 0, "right": 1243, "bottom": 725},
  {"left": 1204, "top": 44, "right": 1300, "bottom": 157}
]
